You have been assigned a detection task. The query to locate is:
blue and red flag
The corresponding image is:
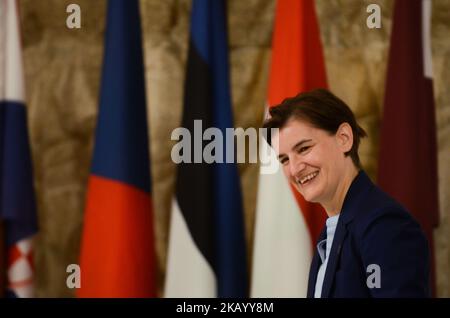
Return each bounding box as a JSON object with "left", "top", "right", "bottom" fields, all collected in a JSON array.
[
  {"left": 165, "top": 0, "right": 248, "bottom": 297},
  {"left": 77, "top": 0, "right": 156, "bottom": 297},
  {"left": 0, "top": 0, "right": 39, "bottom": 298}
]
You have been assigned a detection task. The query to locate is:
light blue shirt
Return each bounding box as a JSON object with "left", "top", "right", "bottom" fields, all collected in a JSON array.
[{"left": 314, "top": 214, "right": 340, "bottom": 298}]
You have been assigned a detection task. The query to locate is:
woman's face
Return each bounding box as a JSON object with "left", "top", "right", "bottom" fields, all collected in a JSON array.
[{"left": 272, "top": 118, "right": 348, "bottom": 206}]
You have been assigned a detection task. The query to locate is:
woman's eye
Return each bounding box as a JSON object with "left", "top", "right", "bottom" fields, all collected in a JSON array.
[{"left": 299, "top": 146, "right": 310, "bottom": 153}]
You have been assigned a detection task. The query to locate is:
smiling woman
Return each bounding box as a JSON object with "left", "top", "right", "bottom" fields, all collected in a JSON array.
[
  {"left": 266, "top": 89, "right": 366, "bottom": 215},
  {"left": 263, "top": 88, "right": 431, "bottom": 298},
  {"left": 17, "top": 0, "right": 450, "bottom": 298}
]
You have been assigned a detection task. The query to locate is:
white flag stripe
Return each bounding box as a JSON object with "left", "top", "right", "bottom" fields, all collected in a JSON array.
[
  {"left": 164, "top": 198, "right": 216, "bottom": 297},
  {"left": 1, "top": 0, "right": 25, "bottom": 102},
  {"left": 422, "top": 0, "right": 433, "bottom": 79},
  {"left": 251, "top": 137, "right": 312, "bottom": 297}
]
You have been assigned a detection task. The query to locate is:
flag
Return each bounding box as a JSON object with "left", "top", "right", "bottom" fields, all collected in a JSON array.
[
  {"left": 251, "top": 0, "right": 327, "bottom": 297},
  {"left": 0, "top": 223, "right": 4, "bottom": 297},
  {"left": 164, "top": 0, "right": 247, "bottom": 297},
  {"left": 377, "top": 0, "right": 439, "bottom": 294},
  {"left": 0, "top": 0, "right": 39, "bottom": 298},
  {"left": 77, "top": 0, "right": 156, "bottom": 297}
]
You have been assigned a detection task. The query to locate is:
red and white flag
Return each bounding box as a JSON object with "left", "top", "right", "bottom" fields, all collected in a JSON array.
[
  {"left": 0, "top": 0, "right": 39, "bottom": 298},
  {"left": 251, "top": 0, "right": 327, "bottom": 297}
]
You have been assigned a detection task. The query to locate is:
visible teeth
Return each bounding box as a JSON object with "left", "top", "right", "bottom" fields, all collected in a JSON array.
[{"left": 299, "top": 171, "right": 318, "bottom": 184}]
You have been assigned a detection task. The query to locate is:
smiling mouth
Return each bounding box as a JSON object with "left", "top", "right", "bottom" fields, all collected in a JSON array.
[{"left": 297, "top": 171, "right": 319, "bottom": 186}]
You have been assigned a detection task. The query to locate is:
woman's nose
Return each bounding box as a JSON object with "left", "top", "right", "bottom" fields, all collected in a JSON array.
[{"left": 289, "top": 155, "right": 305, "bottom": 177}]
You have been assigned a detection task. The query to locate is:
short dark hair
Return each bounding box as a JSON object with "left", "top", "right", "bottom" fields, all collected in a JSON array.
[{"left": 263, "top": 89, "right": 367, "bottom": 168}]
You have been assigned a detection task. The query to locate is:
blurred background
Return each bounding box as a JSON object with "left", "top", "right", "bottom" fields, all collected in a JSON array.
[{"left": 15, "top": 0, "right": 450, "bottom": 297}]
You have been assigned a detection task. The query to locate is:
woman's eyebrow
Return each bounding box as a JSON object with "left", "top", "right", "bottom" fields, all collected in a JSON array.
[{"left": 292, "top": 139, "right": 312, "bottom": 151}]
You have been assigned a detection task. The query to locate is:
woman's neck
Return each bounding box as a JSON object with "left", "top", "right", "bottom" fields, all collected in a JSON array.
[{"left": 323, "top": 165, "right": 359, "bottom": 217}]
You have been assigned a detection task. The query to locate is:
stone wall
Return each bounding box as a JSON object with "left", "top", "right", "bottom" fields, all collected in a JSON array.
[{"left": 18, "top": 0, "right": 450, "bottom": 297}]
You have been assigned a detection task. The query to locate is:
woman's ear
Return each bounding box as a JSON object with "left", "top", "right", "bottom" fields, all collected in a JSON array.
[{"left": 336, "top": 122, "right": 354, "bottom": 153}]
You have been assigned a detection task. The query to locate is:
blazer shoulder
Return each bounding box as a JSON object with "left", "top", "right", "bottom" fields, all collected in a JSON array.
[{"left": 351, "top": 185, "right": 422, "bottom": 239}]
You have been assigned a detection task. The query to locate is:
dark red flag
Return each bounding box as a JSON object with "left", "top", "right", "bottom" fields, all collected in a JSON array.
[{"left": 378, "top": 0, "right": 439, "bottom": 294}]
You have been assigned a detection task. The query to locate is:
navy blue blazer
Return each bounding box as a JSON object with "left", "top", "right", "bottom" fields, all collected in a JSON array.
[{"left": 307, "top": 170, "right": 430, "bottom": 298}]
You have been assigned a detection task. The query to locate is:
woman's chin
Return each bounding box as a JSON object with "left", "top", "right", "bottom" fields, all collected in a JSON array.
[
  {"left": 300, "top": 186, "right": 323, "bottom": 204},
  {"left": 299, "top": 190, "right": 314, "bottom": 202}
]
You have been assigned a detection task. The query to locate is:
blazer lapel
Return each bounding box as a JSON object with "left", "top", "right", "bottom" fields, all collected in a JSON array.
[
  {"left": 320, "top": 219, "right": 348, "bottom": 298},
  {"left": 309, "top": 170, "right": 373, "bottom": 298}
]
